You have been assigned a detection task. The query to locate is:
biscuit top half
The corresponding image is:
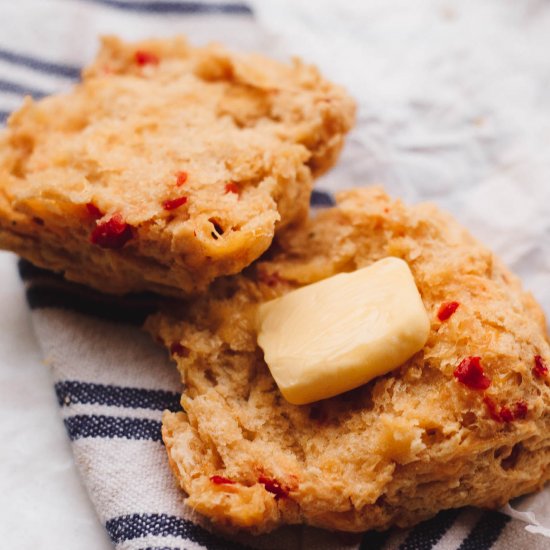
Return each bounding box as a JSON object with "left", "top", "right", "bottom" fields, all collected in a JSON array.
[{"left": 0, "top": 36, "right": 355, "bottom": 295}]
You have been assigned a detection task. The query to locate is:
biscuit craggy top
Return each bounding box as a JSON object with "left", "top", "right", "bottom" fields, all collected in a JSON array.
[{"left": 0, "top": 36, "right": 355, "bottom": 295}]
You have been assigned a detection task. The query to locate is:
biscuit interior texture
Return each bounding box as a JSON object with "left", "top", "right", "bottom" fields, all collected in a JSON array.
[
  {"left": 0, "top": 36, "right": 355, "bottom": 296},
  {"left": 147, "top": 188, "right": 550, "bottom": 534}
]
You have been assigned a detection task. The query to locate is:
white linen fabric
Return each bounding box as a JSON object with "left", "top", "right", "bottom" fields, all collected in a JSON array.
[{"left": 1, "top": 1, "right": 549, "bottom": 548}]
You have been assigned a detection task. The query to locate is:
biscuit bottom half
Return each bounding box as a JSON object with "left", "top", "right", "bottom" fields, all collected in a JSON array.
[{"left": 146, "top": 187, "right": 550, "bottom": 534}]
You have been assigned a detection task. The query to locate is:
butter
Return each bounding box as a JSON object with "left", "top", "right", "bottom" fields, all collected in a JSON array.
[{"left": 256, "top": 257, "right": 430, "bottom": 405}]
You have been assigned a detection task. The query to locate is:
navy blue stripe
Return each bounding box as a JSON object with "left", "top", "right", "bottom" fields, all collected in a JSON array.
[
  {"left": 20, "top": 261, "right": 161, "bottom": 325},
  {"left": 311, "top": 189, "right": 335, "bottom": 207},
  {"left": 457, "top": 511, "right": 510, "bottom": 550},
  {"left": 64, "top": 414, "right": 162, "bottom": 442},
  {"left": 0, "top": 78, "right": 47, "bottom": 99},
  {"left": 0, "top": 110, "right": 9, "bottom": 124},
  {"left": 398, "top": 508, "right": 461, "bottom": 550},
  {"left": 0, "top": 47, "right": 80, "bottom": 79},
  {"left": 18, "top": 260, "right": 50, "bottom": 281},
  {"left": 360, "top": 529, "right": 391, "bottom": 550},
  {"left": 106, "top": 513, "right": 253, "bottom": 549},
  {"left": 55, "top": 381, "right": 181, "bottom": 412},
  {"left": 81, "top": 0, "right": 252, "bottom": 15},
  {"left": 24, "top": 283, "right": 160, "bottom": 324}
]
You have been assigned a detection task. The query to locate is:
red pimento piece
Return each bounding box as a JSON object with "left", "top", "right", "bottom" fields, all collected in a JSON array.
[
  {"left": 484, "top": 397, "right": 527, "bottom": 423},
  {"left": 162, "top": 196, "right": 188, "bottom": 211},
  {"left": 499, "top": 406, "right": 514, "bottom": 423},
  {"left": 483, "top": 396, "right": 502, "bottom": 422},
  {"left": 169, "top": 342, "right": 189, "bottom": 358},
  {"left": 90, "top": 213, "right": 133, "bottom": 249},
  {"left": 453, "top": 357, "right": 491, "bottom": 390},
  {"left": 513, "top": 400, "right": 528, "bottom": 420},
  {"left": 210, "top": 475, "right": 235, "bottom": 485},
  {"left": 437, "top": 301, "right": 460, "bottom": 321},
  {"left": 134, "top": 50, "right": 159, "bottom": 66},
  {"left": 533, "top": 355, "right": 548, "bottom": 379},
  {"left": 257, "top": 270, "right": 282, "bottom": 288},
  {"left": 176, "top": 171, "right": 188, "bottom": 186},
  {"left": 224, "top": 182, "right": 239, "bottom": 195},
  {"left": 259, "top": 475, "right": 288, "bottom": 500},
  {"left": 86, "top": 202, "right": 103, "bottom": 219}
]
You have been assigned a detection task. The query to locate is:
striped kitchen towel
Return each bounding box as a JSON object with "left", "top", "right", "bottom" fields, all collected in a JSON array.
[{"left": 2, "top": 0, "right": 549, "bottom": 549}]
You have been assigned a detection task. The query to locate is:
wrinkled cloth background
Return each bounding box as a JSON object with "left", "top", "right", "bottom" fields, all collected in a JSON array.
[{"left": 0, "top": 0, "right": 549, "bottom": 548}]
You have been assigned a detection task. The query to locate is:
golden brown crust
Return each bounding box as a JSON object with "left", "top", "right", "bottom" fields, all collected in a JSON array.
[
  {"left": 0, "top": 36, "right": 355, "bottom": 296},
  {"left": 147, "top": 187, "right": 550, "bottom": 534}
]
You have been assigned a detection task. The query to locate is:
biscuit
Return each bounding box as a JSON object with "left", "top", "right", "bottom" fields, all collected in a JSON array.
[
  {"left": 0, "top": 36, "right": 355, "bottom": 296},
  {"left": 146, "top": 187, "right": 550, "bottom": 533}
]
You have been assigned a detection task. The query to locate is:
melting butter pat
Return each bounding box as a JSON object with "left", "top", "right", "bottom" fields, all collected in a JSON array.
[{"left": 256, "top": 257, "right": 430, "bottom": 405}]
